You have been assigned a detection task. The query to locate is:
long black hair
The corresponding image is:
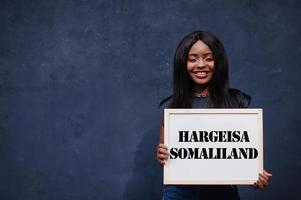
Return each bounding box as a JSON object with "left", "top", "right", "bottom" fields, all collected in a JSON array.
[{"left": 170, "top": 30, "right": 232, "bottom": 108}]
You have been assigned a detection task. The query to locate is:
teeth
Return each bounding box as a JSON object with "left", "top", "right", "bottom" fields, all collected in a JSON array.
[{"left": 196, "top": 72, "right": 207, "bottom": 75}]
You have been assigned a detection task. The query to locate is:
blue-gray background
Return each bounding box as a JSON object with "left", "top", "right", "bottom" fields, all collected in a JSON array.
[{"left": 1, "top": 0, "right": 300, "bottom": 199}]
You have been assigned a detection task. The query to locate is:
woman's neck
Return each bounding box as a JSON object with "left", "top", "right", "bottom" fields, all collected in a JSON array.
[{"left": 194, "top": 85, "right": 209, "bottom": 97}]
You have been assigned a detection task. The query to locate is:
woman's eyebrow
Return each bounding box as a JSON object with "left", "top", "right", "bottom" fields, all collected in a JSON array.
[
  {"left": 188, "top": 52, "right": 212, "bottom": 56},
  {"left": 203, "top": 52, "right": 213, "bottom": 57}
]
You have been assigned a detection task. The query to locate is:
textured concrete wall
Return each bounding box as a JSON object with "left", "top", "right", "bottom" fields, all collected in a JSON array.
[{"left": 1, "top": 0, "right": 300, "bottom": 199}]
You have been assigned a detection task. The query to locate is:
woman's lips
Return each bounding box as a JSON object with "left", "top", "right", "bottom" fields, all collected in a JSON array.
[{"left": 193, "top": 71, "right": 209, "bottom": 78}]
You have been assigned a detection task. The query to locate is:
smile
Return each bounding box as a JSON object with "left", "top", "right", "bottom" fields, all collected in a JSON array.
[{"left": 193, "top": 71, "right": 209, "bottom": 78}]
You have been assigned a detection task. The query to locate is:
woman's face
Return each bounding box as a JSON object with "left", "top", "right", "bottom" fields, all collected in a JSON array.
[{"left": 187, "top": 40, "right": 214, "bottom": 86}]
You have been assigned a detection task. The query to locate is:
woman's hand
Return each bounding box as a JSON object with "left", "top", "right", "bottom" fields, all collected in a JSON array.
[
  {"left": 156, "top": 143, "right": 169, "bottom": 166},
  {"left": 253, "top": 170, "right": 272, "bottom": 190}
]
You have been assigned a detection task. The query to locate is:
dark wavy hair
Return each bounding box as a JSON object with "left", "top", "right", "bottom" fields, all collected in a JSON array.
[{"left": 170, "top": 30, "right": 232, "bottom": 108}]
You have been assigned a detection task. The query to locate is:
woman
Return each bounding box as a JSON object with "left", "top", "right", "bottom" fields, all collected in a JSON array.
[{"left": 157, "top": 30, "right": 272, "bottom": 200}]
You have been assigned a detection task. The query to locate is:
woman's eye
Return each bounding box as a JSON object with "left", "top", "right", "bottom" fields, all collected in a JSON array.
[
  {"left": 189, "top": 58, "right": 197, "bottom": 62},
  {"left": 205, "top": 58, "right": 213, "bottom": 62}
]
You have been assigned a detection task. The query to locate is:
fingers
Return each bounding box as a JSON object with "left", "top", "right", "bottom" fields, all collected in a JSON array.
[
  {"left": 157, "top": 143, "right": 169, "bottom": 166},
  {"left": 253, "top": 181, "right": 263, "bottom": 189},
  {"left": 157, "top": 153, "right": 169, "bottom": 160},
  {"left": 259, "top": 173, "right": 269, "bottom": 183},
  {"left": 157, "top": 143, "right": 168, "bottom": 151},
  {"left": 158, "top": 147, "right": 169, "bottom": 155},
  {"left": 158, "top": 159, "right": 167, "bottom": 166},
  {"left": 253, "top": 170, "right": 272, "bottom": 190},
  {"left": 259, "top": 175, "right": 268, "bottom": 187},
  {"left": 157, "top": 144, "right": 169, "bottom": 155},
  {"left": 259, "top": 170, "right": 272, "bottom": 185},
  {"left": 253, "top": 179, "right": 264, "bottom": 190},
  {"left": 263, "top": 170, "right": 273, "bottom": 177},
  {"left": 157, "top": 155, "right": 168, "bottom": 166}
]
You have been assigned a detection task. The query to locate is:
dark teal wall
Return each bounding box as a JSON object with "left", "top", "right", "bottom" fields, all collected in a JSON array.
[{"left": 1, "top": 0, "right": 300, "bottom": 199}]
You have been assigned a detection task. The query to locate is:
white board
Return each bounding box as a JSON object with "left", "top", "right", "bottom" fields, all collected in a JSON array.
[{"left": 164, "top": 109, "right": 263, "bottom": 185}]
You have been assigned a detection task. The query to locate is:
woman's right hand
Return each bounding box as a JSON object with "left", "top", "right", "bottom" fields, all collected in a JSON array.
[{"left": 157, "top": 143, "right": 169, "bottom": 166}]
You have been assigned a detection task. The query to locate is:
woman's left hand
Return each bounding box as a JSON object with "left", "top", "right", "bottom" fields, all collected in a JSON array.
[{"left": 253, "top": 170, "right": 272, "bottom": 190}]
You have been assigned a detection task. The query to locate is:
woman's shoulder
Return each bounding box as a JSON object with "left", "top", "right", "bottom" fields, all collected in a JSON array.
[
  {"left": 159, "top": 95, "right": 172, "bottom": 109},
  {"left": 228, "top": 88, "right": 252, "bottom": 108}
]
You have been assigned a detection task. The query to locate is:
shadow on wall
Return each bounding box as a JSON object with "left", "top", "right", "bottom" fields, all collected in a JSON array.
[{"left": 123, "top": 127, "right": 163, "bottom": 199}]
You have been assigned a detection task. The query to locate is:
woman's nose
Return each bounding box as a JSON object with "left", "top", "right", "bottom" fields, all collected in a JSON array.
[{"left": 197, "top": 59, "right": 206, "bottom": 68}]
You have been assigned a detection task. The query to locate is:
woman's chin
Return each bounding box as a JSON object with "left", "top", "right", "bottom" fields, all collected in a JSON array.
[{"left": 192, "top": 78, "right": 211, "bottom": 85}]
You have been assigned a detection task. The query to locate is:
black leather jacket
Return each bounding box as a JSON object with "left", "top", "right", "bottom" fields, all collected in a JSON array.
[
  {"left": 159, "top": 88, "right": 251, "bottom": 108},
  {"left": 228, "top": 88, "right": 251, "bottom": 108}
]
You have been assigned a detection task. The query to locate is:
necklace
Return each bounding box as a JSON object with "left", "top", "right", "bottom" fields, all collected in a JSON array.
[{"left": 194, "top": 92, "right": 209, "bottom": 98}]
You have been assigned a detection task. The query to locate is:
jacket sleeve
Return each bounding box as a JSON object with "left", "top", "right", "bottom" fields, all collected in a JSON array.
[
  {"left": 159, "top": 95, "right": 172, "bottom": 124},
  {"left": 229, "top": 88, "right": 252, "bottom": 108}
]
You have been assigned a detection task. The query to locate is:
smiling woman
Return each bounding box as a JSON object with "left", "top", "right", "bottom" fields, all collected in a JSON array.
[
  {"left": 169, "top": 31, "right": 233, "bottom": 109},
  {"left": 156, "top": 31, "right": 272, "bottom": 200},
  {"left": 187, "top": 40, "right": 214, "bottom": 87}
]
